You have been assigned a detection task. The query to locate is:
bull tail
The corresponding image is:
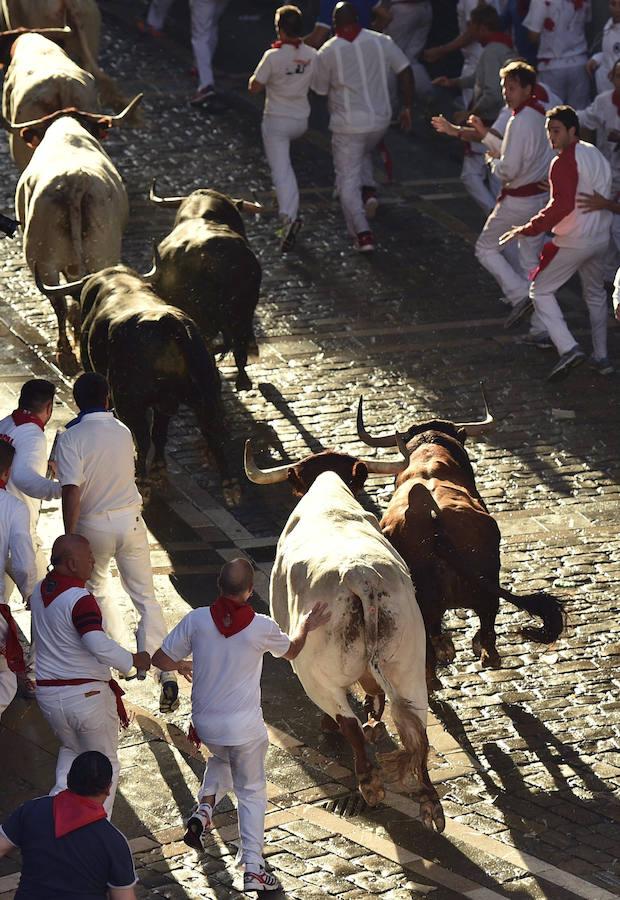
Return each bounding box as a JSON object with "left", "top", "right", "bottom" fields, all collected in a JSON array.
[
  {"left": 342, "top": 566, "right": 381, "bottom": 663},
  {"left": 415, "top": 484, "right": 566, "bottom": 645},
  {"left": 68, "top": 193, "right": 84, "bottom": 279}
]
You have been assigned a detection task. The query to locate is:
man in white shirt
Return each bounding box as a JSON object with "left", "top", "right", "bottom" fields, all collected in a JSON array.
[
  {"left": 0, "top": 438, "right": 35, "bottom": 718},
  {"left": 586, "top": 0, "right": 620, "bottom": 95},
  {"left": 312, "top": 1, "right": 413, "bottom": 252},
  {"left": 55, "top": 373, "right": 177, "bottom": 713},
  {"left": 523, "top": 0, "right": 591, "bottom": 108},
  {"left": 501, "top": 105, "right": 613, "bottom": 380},
  {"left": 152, "top": 558, "right": 330, "bottom": 894},
  {"left": 31, "top": 534, "right": 151, "bottom": 816},
  {"left": 249, "top": 5, "right": 317, "bottom": 252}
]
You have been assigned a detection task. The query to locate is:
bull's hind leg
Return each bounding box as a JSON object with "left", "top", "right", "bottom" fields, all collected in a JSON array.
[
  {"left": 152, "top": 411, "right": 170, "bottom": 475},
  {"left": 50, "top": 292, "right": 79, "bottom": 374},
  {"left": 358, "top": 669, "right": 387, "bottom": 744},
  {"left": 472, "top": 595, "right": 501, "bottom": 668}
]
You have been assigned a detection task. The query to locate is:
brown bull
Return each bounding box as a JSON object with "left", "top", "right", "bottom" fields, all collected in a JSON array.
[{"left": 357, "top": 388, "right": 565, "bottom": 689}]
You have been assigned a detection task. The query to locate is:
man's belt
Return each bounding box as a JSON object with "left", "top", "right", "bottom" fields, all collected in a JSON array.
[
  {"left": 36, "top": 677, "right": 130, "bottom": 728},
  {"left": 499, "top": 182, "right": 547, "bottom": 201}
]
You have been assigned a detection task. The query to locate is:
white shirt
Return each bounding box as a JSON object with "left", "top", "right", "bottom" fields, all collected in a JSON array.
[
  {"left": 312, "top": 29, "right": 409, "bottom": 134},
  {"left": 253, "top": 42, "right": 317, "bottom": 119},
  {"left": 458, "top": 0, "right": 501, "bottom": 73},
  {"left": 55, "top": 412, "right": 141, "bottom": 523},
  {"left": 577, "top": 90, "right": 620, "bottom": 195},
  {"left": 591, "top": 19, "right": 620, "bottom": 91},
  {"left": 0, "top": 489, "right": 36, "bottom": 605},
  {"left": 523, "top": 0, "right": 590, "bottom": 70},
  {"left": 0, "top": 415, "right": 61, "bottom": 534},
  {"left": 491, "top": 102, "right": 553, "bottom": 188},
  {"left": 162, "top": 609, "right": 291, "bottom": 746}
]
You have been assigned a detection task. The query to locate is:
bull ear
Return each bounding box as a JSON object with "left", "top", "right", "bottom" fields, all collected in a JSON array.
[
  {"left": 351, "top": 461, "right": 369, "bottom": 493},
  {"left": 21, "top": 128, "right": 38, "bottom": 148},
  {"left": 287, "top": 468, "right": 306, "bottom": 497}
]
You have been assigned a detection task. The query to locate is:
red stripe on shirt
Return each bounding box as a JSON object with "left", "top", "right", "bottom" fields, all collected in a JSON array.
[
  {"left": 521, "top": 142, "right": 578, "bottom": 237},
  {"left": 71, "top": 594, "right": 104, "bottom": 636}
]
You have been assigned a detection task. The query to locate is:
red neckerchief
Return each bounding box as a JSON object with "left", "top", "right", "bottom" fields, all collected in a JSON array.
[
  {"left": 480, "top": 32, "right": 513, "bottom": 47},
  {"left": 11, "top": 409, "right": 44, "bottom": 431},
  {"left": 613, "top": 90, "right": 620, "bottom": 113},
  {"left": 0, "top": 479, "right": 6, "bottom": 490},
  {"left": 271, "top": 38, "right": 302, "bottom": 48},
  {"left": 513, "top": 96, "right": 546, "bottom": 116},
  {"left": 210, "top": 595, "right": 255, "bottom": 638},
  {"left": 336, "top": 24, "right": 362, "bottom": 41},
  {"left": 532, "top": 83, "right": 548, "bottom": 102},
  {"left": 572, "top": 0, "right": 583, "bottom": 9},
  {"left": 0, "top": 604, "right": 25, "bottom": 674},
  {"left": 543, "top": 16, "right": 554, "bottom": 30},
  {"left": 52, "top": 790, "right": 107, "bottom": 838},
  {"left": 40, "top": 571, "right": 86, "bottom": 607}
]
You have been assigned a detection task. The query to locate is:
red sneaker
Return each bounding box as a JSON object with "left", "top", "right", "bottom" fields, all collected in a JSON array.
[
  {"left": 356, "top": 231, "right": 375, "bottom": 253},
  {"left": 136, "top": 20, "right": 163, "bottom": 38}
]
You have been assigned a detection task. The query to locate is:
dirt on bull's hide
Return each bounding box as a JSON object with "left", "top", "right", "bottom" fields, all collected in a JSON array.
[{"left": 341, "top": 596, "right": 364, "bottom": 648}]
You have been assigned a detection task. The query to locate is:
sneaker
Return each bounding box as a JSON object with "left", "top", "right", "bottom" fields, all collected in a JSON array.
[
  {"left": 356, "top": 231, "right": 375, "bottom": 253},
  {"left": 244, "top": 867, "right": 281, "bottom": 892},
  {"left": 183, "top": 801, "right": 213, "bottom": 850},
  {"left": 189, "top": 85, "right": 216, "bottom": 107},
  {"left": 589, "top": 355, "right": 615, "bottom": 375},
  {"left": 136, "top": 20, "right": 163, "bottom": 38},
  {"left": 547, "top": 345, "right": 586, "bottom": 381},
  {"left": 504, "top": 296, "right": 534, "bottom": 329},
  {"left": 280, "top": 217, "right": 302, "bottom": 253},
  {"left": 518, "top": 332, "right": 553, "bottom": 349},
  {"left": 498, "top": 295, "right": 512, "bottom": 307},
  {"left": 159, "top": 676, "right": 179, "bottom": 713},
  {"left": 362, "top": 187, "right": 379, "bottom": 220}
]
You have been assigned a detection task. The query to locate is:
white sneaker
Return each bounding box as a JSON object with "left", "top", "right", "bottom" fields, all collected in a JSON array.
[{"left": 244, "top": 867, "right": 281, "bottom": 892}]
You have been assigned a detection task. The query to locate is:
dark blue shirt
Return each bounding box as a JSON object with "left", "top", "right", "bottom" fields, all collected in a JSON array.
[
  {"left": 317, "top": 0, "right": 379, "bottom": 29},
  {"left": 1, "top": 796, "right": 136, "bottom": 899}
]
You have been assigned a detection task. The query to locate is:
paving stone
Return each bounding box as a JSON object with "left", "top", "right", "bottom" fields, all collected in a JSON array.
[
  {"left": 266, "top": 851, "right": 321, "bottom": 877},
  {"left": 281, "top": 820, "right": 338, "bottom": 842}
]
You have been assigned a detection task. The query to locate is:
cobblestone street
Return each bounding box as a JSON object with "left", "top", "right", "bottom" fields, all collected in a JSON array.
[{"left": 0, "top": 4, "right": 619, "bottom": 898}]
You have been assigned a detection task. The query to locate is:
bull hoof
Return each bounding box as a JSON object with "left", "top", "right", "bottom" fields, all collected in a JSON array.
[
  {"left": 480, "top": 647, "right": 501, "bottom": 669},
  {"left": 247, "top": 340, "right": 260, "bottom": 362},
  {"left": 420, "top": 798, "right": 446, "bottom": 833},
  {"left": 472, "top": 630, "right": 482, "bottom": 659},
  {"left": 362, "top": 718, "right": 387, "bottom": 744},
  {"left": 222, "top": 478, "right": 242, "bottom": 507},
  {"left": 320, "top": 713, "right": 340, "bottom": 733},
  {"left": 56, "top": 346, "right": 80, "bottom": 375},
  {"left": 426, "top": 671, "right": 442, "bottom": 694},
  {"left": 358, "top": 768, "right": 385, "bottom": 807},
  {"left": 432, "top": 633, "right": 456, "bottom": 665},
  {"left": 235, "top": 371, "right": 252, "bottom": 392}
]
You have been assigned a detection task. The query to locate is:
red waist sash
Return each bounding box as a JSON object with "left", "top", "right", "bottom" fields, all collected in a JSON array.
[
  {"left": 499, "top": 182, "right": 547, "bottom": 201},
  {"left": 36, "top": 677, "right": 130, "bottom": 728}
]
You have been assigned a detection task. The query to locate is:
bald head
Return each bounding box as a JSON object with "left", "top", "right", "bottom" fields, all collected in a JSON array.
[
  {"left": 218, "top": 557, "right": 254, "bottom": 601},
  {"left": 333, "top": 1, "right": 358, "bottom": 28},
  {"left": 51, "top": 534, "right": 94, "bottom": 581}
]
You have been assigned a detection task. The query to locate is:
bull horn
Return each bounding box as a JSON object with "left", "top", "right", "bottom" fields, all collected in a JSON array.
[
  {"left": 454, "top": 382, "right": 494, "bottom": 435},
  {"left": 5, "top": 94, "right": 142, "bottom": 134},
  {"left": 149, "top": 177, "right": 186, "bottom": 208},
  {"left": 233, "top": 199, "right": 266, "bottom": 215},
  {"left": 34, "top": 266, "right": 88, "bottom": 299},
  {"left": 357, "top": 396, "right": 398, "bottom": 448},
  {"left": 0, "top": 25, "right": 72, "bottom": 38},
  {"left": 244, "top": 439, "right": 296, "bottom": 484},
  {"left": 361, "top": 456, "right": 408, "bottom": 475},
  {"left": 141, "top": 242, "right": 161, "bottom": 280},
  {"left": 108, "top": 93, "right": 144, "bottom": 125}
]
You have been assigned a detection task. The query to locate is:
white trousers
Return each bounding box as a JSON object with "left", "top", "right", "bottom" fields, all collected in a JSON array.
[
  {"left": 602, "top": 212, "right": 620, "bottom": 281},
  {"left": 77, "top": 512, "right": 166, "bottom": 657},
  {"left": 197, "top": 732, "right": 269, "bottom": 870},
  {"left": 4, "top": 533, "right": 47, "bottom": 671},
  {"left": 262, "top": 116, "right": 308, "bottom": 221},
  {"left": 461, "top": 151, "right": 500, "bottom": 215},
  {"left": 332, "top": 129, "right": 386, "bottom": 236},
  {"left": 0, "top": 668, "right": 17, "bottom": 719},
  {"left": 37, "top": 687, "right": 120, "bottom": 817},
  {"left": 530, "top": 242, "right": 609, "bottom": 358},
  {"left": 539, "top": 65, "right": 591, "bottom": 108},
  {"left": 190, "top": 0, "right": 231, "bottom": 90},
  {"left": 146, "top": 0, "right": 174, "bottom": 30},
  {"left": 385, "top": 2, "right": 433, "bottom": 99},
  {"left": 475, "top": 194, "right": 547, "bottom": 330}
]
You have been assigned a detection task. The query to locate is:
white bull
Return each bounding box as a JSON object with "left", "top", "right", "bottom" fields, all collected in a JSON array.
[
  {"left": 2, "top": 33, "right": 99, "bottom": 170},
  {"left": 15, "top": 108, "right": 134, "bottom": 371},
  {"left": 2, "top": 0, "right": 101, "bottom": 68},
  {"left": 269, "top": 470, "right": 445, "bottom": 830}
]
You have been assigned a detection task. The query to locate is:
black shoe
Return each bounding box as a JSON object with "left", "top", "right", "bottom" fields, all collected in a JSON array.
[
  {"left": 159, "top": 678, "right": 179, "bottom": 713},
  {"left": 280, "top": 218, "right": 302, "bottom": 253},
  {"left": 547, "top": 346, "right": 586, "bottom": 381},
  {"left": 504, "top": 296, "right": 534, "bottom": 329},
  {"left": 183, "top": 816, "right": 205, "bottom": 850}
]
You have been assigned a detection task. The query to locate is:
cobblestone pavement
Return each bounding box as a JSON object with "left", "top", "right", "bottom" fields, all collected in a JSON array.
[{"left": 0, "top": 5, "right": 619, "bottom": 898}]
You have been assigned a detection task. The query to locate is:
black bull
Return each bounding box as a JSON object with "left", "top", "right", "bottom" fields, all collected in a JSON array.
[
  {"left": 150, "top": 188, "right": 262, "bottom": 392},
  {"left": 76, "top": 266, "right": 232, "bottom": 489}
]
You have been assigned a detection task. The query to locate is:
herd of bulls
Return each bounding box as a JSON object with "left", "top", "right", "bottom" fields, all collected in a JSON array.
[{"left": 0, "top": 3, "right": 566, "bottom": 827}]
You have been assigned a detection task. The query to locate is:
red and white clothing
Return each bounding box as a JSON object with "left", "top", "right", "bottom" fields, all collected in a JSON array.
[
  {"left": 56, "top": 412, "right": 167, "bottom": 661},
  {"left": 385, "top": 0, "right": 433, "bottom": 99},
  {"left": 313, "top": 28, "right": 409, "bottom": 235},
  {"left": 589, "top": 18, "right": 620, "bottom": 95},
  {"left": 161, "top": 602, "right": 290, "bottom": 870},
  {"left": 476, "top": 99, "right": 552, "bottom": 327},
  {"left": 252, "top": 41, "right": 317, "bottom": 223},
  {"left": 31, "top": 571, "right": 133, "bottom": 816},
  {"left": 0, "top": 485, "right": 34, "bottom": 716},
  {"left": 523, "top": 0, "right": 591, "bottom": 107},
  {"left": 524, "top": 141, "right": 612, "bottom": 358}
]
